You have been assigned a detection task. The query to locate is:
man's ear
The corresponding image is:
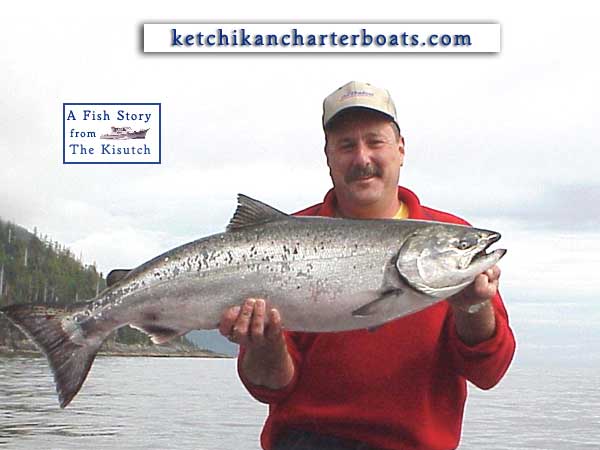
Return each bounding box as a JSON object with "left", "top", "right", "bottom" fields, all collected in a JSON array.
[{"left": 399, "top": 136, "right": 405, "bottom": 167}]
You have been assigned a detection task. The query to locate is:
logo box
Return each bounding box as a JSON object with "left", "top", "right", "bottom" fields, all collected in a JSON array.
[{"left": 63, "top": 103, "right": 161, "bottom": 164}]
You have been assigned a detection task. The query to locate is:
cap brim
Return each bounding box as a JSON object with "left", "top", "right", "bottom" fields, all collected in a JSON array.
[{"left": 324, "top": 105, "right": 398, "bottom": 129}]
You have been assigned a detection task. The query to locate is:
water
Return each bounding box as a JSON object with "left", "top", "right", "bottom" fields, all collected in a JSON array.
[
  {"left": 1, "top": 356, "right": 599, "bottom": 450},
  {"left": 0, "top": 356, "right": 266, "bottom": 450},
  {"left": 463, "top": 366, "right": 600, "bottom": 449}
]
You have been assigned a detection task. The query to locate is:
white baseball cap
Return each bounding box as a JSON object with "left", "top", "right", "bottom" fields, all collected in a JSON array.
[{"left": 322, "top": 81, "right": 399, "bottom": 130}]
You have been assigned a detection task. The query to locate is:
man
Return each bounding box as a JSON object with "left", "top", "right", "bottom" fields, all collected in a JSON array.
[{"left": 218, "top": 81, "right": 515, "bottom": 450}]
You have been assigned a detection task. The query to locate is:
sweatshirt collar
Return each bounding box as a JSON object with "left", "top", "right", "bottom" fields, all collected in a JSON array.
[{"left": 319, "top": 186, "right": 424, "bottom": 219}]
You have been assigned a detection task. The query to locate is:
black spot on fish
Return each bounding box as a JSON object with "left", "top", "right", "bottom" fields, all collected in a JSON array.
[{"left": 144, "top": 312, "right": 159, "bottom": 322}]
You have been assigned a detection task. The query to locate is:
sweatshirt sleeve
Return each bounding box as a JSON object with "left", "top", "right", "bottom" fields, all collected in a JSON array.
[
  {"left": 237, "top": 331, "right": 307, "bottom": 404},
  {"left": 446, "top": 291, "right": 516, "bottom": 389}
]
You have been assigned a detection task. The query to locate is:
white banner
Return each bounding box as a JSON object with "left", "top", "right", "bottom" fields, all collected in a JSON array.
[{"left": 143, "top": 23, "right": 501, "bottom": 53}]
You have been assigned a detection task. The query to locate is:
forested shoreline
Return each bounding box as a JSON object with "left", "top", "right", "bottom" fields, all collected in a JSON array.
[{"left": 0, "top": 218, "right": 204, "bottom": 353}]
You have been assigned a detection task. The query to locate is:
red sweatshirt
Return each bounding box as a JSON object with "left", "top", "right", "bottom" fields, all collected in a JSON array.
[{"left": 238, "top": 186, "right": 516, "bottom": 450}]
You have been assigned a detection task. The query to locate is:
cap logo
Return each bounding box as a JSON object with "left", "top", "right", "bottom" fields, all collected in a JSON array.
[{"left": 340, "top": 90, "right": 374, "bottom": 102}]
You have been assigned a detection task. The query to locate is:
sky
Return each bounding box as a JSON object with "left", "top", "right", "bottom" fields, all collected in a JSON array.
[{"left": 1, "top": 1, "right": 599, "bottom": 365}]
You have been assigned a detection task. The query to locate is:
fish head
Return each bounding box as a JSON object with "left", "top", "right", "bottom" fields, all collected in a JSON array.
[{"left": 396, "top": 224, "right": 506, "bottom": 298}]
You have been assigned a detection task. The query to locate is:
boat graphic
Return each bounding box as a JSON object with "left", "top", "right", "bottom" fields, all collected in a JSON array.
[{"left": 100, "top": 126, "right": 149, "bottom": 140}]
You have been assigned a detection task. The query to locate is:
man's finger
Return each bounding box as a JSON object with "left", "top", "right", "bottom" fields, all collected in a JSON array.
[
  {"left": 491, "top": 265, "right": 501, "bottom": 280},
  {"left": 250, "top": 299, "right": 266, "bottom": 345},
  {"left": 474, "top": 273, "right": 497, "bottom": 299},
  {"left": 472, "top": 274, "right": 485, "bottom": 295},
  {"left": 483, "top": 265, "right": 500, "bottom": 281},
  {"left": 218, "top": 306, "right": 240, "bottom": 337},
  {"left": 265, "top": 308, "right": 283, "bottom": 342},
  {"left": 231, "top": 298, "right": 256, "bottom": 344}
]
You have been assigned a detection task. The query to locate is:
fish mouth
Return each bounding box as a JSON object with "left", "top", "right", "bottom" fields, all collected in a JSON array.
[{"left": 469, "top": 233, "right": 506, "bottom": 266}]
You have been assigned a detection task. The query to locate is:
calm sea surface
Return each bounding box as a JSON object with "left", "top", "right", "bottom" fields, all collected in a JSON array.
[{"left": 1, "top": 356, "right": 598, "bottom": 450}]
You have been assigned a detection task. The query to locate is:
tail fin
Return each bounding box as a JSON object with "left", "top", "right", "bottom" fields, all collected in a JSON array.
[{"left": 1, "top": 303, "right": 106, "bottom": 408}]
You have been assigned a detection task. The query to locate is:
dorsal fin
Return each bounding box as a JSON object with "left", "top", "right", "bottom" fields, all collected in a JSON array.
[{"left": 226, "top": 194, "right": 288, "bottom": 231}]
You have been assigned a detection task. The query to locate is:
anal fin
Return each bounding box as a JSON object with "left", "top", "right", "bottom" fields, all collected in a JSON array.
[{"left": 129, "top": 323, "right": 187, "bottom": 345}]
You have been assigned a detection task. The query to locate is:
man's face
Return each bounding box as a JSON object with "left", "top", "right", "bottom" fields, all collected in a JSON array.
[{"left": 325, "top": 110, "right": 405, "bottom": 210}]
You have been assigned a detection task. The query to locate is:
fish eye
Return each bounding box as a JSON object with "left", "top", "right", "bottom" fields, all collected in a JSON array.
[{"left": 457, "top": 240, "right": 471, "bottom": 250}]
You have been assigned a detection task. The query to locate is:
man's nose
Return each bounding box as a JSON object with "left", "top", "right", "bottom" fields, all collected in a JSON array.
[{"left": 353, "top": 141, "right": 371, "bottom": 165}]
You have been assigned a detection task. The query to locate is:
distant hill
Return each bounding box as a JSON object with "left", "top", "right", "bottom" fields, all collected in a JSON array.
[
  {"left": 0, "top": 217, "right": 105, "bottom": 306},
  {"left": 3, "top": 221, "right": 34, "bottom": 243},
  {"left": 187, "top": 330, "right": 238, "bottom": 357}
]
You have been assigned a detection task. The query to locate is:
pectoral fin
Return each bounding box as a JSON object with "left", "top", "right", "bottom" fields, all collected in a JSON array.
[{"left": 351, "top": 288, "right": 404, "bottom": 317}]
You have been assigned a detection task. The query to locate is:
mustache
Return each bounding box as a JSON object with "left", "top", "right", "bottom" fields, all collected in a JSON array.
[{"left": 345, "top": 164, "right": 383, "bottom": 183}]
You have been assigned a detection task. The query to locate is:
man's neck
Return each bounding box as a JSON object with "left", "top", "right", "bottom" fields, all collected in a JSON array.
[{"left": 335, "top": 196, "right": 401, "bottom": 219}]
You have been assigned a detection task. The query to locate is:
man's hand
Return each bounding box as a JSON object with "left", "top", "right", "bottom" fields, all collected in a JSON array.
[
  {"left": 448, "top": 265, "right": 501, "bottom": 313},
  {"left": 219, "top": 298, "right": 295, "bottom": 390},
  {"left": 447, "top": 265, "right": 501, "bottom": 346},
  {"left": 219, "top": 298, "right": 282, "bottom": 347}
]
